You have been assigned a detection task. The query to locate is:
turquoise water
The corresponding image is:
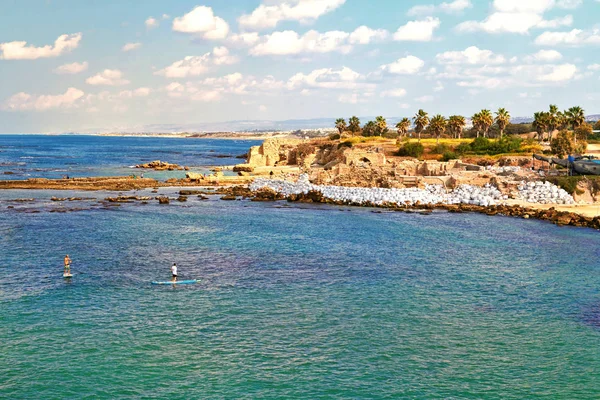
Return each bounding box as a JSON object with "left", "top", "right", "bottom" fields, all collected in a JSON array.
[
  {"left": 1, "top": 197, "right": 599, "bottom": 398},
  {"left": 1, "top": 136, "right": 600, "bottom": 398}
]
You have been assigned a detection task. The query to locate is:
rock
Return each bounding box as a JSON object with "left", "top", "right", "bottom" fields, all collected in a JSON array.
[
  {"left": 186, "top": 172, "right": 204, "bottom": 180},
  {"left": 238, "top": 171, "right": 250, "bottom": 176},
  {"left": 220, "top": 195, "right": 237, "bottom": 200},
  {"left": 198, "top": 195, "right": 209, "bottom": 200},
  {"left": 177, "top": 196, "right": 188, "bottom": 202},
  {"left": 158, "top": 196, "right": 170, "bottom": 204},
  {"left": 136, "top": 160, "right": 184, "bottom": 171}
]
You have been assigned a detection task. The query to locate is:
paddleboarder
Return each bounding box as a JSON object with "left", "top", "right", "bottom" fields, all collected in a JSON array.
[
  {"left": 171, "top": 263, "right": 177, "bottom": 282},
  {"left": 64, "top": 254, "right": 71, "bottom": 276}
]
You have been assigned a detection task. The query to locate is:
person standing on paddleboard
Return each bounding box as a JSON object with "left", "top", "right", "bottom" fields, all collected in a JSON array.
[
  {"left": 64, "top": 254, "right": 71, "bottom": 275},
  {"left": 171, "top": 263, "right": 177, "bottom": 282}
]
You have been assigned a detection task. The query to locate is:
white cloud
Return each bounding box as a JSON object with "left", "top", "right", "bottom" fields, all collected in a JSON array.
[
  {"left": 436, "top": 46, "right": 506, "bottom": 65},
  {"left": 229, "top": 32, "right": 261, "bottom": 47},
  {"left": 0, "top": 33, "right": 82, "bottom": 60},
  {"left": 250, "top": 30, "right": 351, "bottom": 55},
  {"left": 416, "top": 95, "right": 435, "bottom": 103},
  {"left": 2, "top": 87, "right": 84, "bottom": 111},
  {"left": 145, "top": 17, "right": 159, "bottom": 29},
  {"left": 380, "top": 55, "right": 425, "bottom": 74},
  {"left": 86, "top": 69, "right": 130, "bottom": 86},
  {"left": 408, "top": 0, "right": 472, "bottom": 16},
  {"left": 449, "top": 63, "right": 578, "bottom": 88},
  {"left": 393, "top": 17, "right": 440, "bottom": 41},
  {"left": 259, "top": 105, "right": 267, "bottom": 112},
  {"left": 348, "top": 26, "right": 389, "bottom": 45},
  {"left": 456, "top": 0, "right": 574, "bottom": 34},
  {"left": 53, "top": 61, "right": 88, "bottom": 74},
  {"left": 524, "top": 49, "right": 562, "bottom": 62},
  {"left": 337, "top": 92, "right": 373, "bottom": 104},
  {"left": 118, "top": 87, "right": 152, "bottom": 98},
  {"left": 163, "top": 72, "right": 285, "bottom": 102},
  {"left": 172, "top": 6, "right": 229, "bottom": 40},
  {"left": 155, "top": 47, "right": 238, "bottom": 78},
  {"left": 457, "top": 13, "right": 571, "bottom": 34},
  {"left": 534, "top": 28, "right": 600, "bottom": 46},
  {"left": 588, "top": 64, "right": 600, "bottom": 71},
  {"left": 380, "top": 88, "right": 407, "bottom": 98},
  {"left": 162, "top": 14, "right": 171, "bottom": 20},
  {"left": 536, "top": 63, "right": 577, "bottom": 81},
  {"left": 122, "top": 42, "right": 142, "bottom": 52},
  {"left": 287, "top": 67, "right": 369, "bottom": 90},
  {"left": 239, "top": 0, "right": 346, "bottom": 30}
]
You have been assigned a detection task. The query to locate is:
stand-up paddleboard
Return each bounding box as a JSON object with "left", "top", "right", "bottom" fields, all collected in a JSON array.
[
  {"left": 63, "top": 273, "right": 73, "bottom": 278},
  {"left": 151, "top": 279, "right": 199, "bottom": 285}
]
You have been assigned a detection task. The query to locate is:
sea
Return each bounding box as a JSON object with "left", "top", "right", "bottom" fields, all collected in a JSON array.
[{"left": 1, "top": 135, "right": 599, "bottom": 399}]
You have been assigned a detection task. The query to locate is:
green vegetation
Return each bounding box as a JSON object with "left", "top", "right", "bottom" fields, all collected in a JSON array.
[
  {"left": 332, "top": 104, "right": 589, "bottom": 159},
  {"left": 398, "top": 142, "right": 425, "bottom": 158},
  {"left": 413, "top": 109, "right": 430, "bottom": 143},
  {"left": 550, "top": 130, "right": 588, "bottom": 158},
  {"left": 456, "top": 136, "right": 523, "bottom": 156},
  {"left": 495, "top": 108, "right": 510, "bottom": 139},
  {"left": 547, "top": 176, "right": 583, "bottom": 195}
]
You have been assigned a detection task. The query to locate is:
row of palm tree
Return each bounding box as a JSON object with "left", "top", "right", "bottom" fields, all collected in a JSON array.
[
  {"left": 335, "top": 105, "right": 587, "bottom": 144},
  {"left": 532, "top": 105, "right": 585, "bottom": 142}
]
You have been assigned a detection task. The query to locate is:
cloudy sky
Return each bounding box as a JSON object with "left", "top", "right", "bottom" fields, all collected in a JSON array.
[{"left": 0, "top": 0, "right": 599, "bottom": 133}]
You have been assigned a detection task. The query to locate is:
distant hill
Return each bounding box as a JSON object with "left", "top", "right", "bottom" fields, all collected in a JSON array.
[{"left": 81, "top": 114, "right": 599, "bottom": 134}]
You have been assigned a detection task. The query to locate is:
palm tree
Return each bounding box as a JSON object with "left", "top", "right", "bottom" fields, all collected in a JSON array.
[
  {"left": 479, "top": 109, "right": 494, "bottom": 138},
  {"left": 395, "top": 118, "right": 411, "bottom": 142},
  {"left": 448, "top": 115, "right": 466, "bottom": 139},
  {"left": 429, "top": 114, "right": 447, "bottom": 144},
  {"left": 413, "top": 109, "right": 429, "bottom": 143},
  {"left": 533, "top": 111, "right": 549, "bottom": 141},
  {"left": 567, "top": 106, "right": 585, "bottom": 143},
  {"left": 547, "top": 104, "right": 559, "bottom": 141},
  {"left": 362, "top": 121, "right": 376, "bottom": 137},
  {"left": 495, "top": 108, "right": 510, "bottom": 139},
  {"left": 348, "top": 116, "right": 361, "bottom": 136},
  {"left": 375, "top": 116, "right": 388, "bottom": 136},
  {"left": 556, "top": 111, "right": 568, "bottom": 130},
  {"left": 472, "top": 112, "right": 482, "bottom": 138},
  {"left": 335, "top": 118, "right": 347, "bottom": 136}
]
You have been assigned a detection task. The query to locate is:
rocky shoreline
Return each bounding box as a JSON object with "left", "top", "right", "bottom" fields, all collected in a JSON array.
[{"left": 247, "top": 186, "right": 600, "bottom": 230}]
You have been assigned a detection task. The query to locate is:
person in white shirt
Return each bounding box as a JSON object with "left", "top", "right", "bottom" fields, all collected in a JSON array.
[{"left": 171, "top": 263, "right": 178, "bottom": 282}]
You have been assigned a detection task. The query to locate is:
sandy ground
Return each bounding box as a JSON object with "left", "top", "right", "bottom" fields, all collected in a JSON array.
[{"left": 506, "top": 199, "right": 600, "bottom": 218}]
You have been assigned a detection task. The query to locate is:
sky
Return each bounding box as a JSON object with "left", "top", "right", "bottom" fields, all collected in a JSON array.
[{"left": 0, "top": 0, "right": 599, "bottom": 133}]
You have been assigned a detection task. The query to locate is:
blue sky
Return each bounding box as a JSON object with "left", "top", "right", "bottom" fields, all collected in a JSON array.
[{"left": 0, "top": 0, "right": 599, "bottom": 133}]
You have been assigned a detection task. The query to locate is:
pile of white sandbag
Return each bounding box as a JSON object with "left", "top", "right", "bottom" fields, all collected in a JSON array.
[
  {"left": 516, "top": 181, "right": 574, "bottom": 204},
  {"left": 251, "top": 175, "right": 505, "bottom": 207}
]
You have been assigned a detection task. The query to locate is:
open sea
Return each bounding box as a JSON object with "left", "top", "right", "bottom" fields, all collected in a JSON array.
[{"left": 1, "top": 135, "right": 599, "bottom": 399}]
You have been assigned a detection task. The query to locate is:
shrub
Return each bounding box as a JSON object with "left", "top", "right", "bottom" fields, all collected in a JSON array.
[
  {"left": 575, "top": 123, "right": 593, "bottom": 142},
  {"left": 431, "top": 143, "right": 451, "bottom": 154},
  {"left": 398, "top": 142, "right": 425, "bottom": 158},
  {"left": 455, "top": 142, "right": 472, "bottom": 155},
  {"left": 547, "top": 176, "right": 582, "bottom": 195},
  {"left": 441, "top": 151, "right": 458, "bottom": 162},
  {"left": 328, "top": 133, "right": 341, "bottom": 140},
  {"left": 382, "top": 130, "right": 398, "bottom": 139},
  {"left": 550, "top": 130, "right": 575, "bottom": 158},
  {"left": 337, "top": 141, "right": 353, "bottom": 149}
]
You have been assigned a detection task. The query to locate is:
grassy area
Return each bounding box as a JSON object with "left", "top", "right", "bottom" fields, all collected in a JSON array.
[
  {"left": 405, "top": 138, "right": 473, "bottom": 145},
  {"left": 341, "top": 136, "right": 390, "bottom": 144}
]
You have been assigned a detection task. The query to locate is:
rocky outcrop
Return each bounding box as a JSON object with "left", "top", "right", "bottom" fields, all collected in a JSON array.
[
  {"left": 158, "top": 196, "right": 170, "bottom": 204},
  {"left": 136, "top": 160, "right": 185, "bottom": 171}
]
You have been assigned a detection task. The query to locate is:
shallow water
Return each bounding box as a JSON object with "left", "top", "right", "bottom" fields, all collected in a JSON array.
[
  {"left": 1, "top": 197, "right": 599, "bottom": 399},
  {"left": 1, "top": 135, "right": 600, "bottom": 398}
]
